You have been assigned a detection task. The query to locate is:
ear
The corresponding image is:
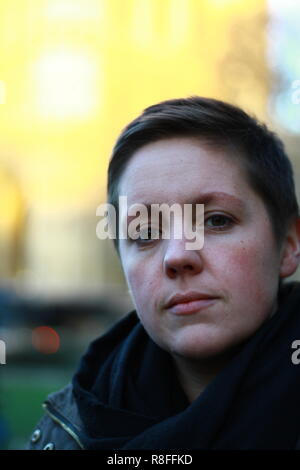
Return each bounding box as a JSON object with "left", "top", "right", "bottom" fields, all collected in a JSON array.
[{"left": 279, "top": 218, "right": 300, "bottom": 278}]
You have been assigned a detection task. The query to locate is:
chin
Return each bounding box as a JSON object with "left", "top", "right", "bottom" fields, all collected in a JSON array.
[
  {"left": 168, "top": 329, "right": 245, "bottom": 361},
  {"left": 172, "top": 344, "right": 228, "bottom": 361}
]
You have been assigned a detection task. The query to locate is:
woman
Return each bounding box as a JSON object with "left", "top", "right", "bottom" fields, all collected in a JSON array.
[{"left": 28, "top": 97, "right": 300, "bottom": 450}]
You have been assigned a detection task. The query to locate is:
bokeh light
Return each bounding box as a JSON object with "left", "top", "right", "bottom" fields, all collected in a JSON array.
[
  {"left": 31, "top": 326, "right": 60, "bottom": 354},
  {"left": 35, "top": 49, "right": 98, "bottom": 119}
]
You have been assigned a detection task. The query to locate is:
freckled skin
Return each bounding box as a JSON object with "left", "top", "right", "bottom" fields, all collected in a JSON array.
[{"left": 118, "top": 138, "right": 288, "bottom": 361}]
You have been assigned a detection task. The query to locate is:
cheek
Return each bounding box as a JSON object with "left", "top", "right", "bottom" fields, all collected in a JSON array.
[
  {"left": 214, "top": 239, "right": 279, "bottom": 301},
  {"left": 124, "top": 256, "right": 159, "bottom": 307}
]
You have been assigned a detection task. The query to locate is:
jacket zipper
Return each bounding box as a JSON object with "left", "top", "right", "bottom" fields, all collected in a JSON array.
[{"left": 43, "top": 402, "right": 85, "bottom": 449}]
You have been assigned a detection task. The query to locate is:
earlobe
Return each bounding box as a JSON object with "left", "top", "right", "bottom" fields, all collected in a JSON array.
[{"left": 279, "top": 218, "right": 300, "bottom": 278}]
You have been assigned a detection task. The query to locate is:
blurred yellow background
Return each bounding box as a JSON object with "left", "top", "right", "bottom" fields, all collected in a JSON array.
[
  {"left": 1, "top": 0, "right": 300, "bottom": 450},
  {"left": 0, "top": 0, "right": 275, "bottom": 296}
]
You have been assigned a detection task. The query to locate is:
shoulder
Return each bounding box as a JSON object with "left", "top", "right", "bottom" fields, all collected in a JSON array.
[{"left": 27, "top": 383, "right": 85, "bottom": 450}]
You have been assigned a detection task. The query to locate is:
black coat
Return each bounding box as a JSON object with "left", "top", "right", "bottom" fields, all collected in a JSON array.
[
  {"left": 28, "top": 282, "right": 300, "bottom": 450},
  {"left": 27, "top": 384, "right": 83, "bottom": 450}
]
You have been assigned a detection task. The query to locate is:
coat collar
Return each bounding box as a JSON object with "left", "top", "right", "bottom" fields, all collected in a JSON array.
[{"left": 43, "top": 383, "right": 85, "bottom": 449}]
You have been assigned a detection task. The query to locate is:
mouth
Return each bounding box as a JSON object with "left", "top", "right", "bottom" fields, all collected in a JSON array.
[{"left": 164, "top": 291, "right": 218, "bottom": 315}]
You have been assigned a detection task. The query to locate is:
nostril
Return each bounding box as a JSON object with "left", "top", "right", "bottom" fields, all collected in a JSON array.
[
  {"left": 163, "top": 244, "right": 204, "bottom": 278},
  {"left": 166, "top": 263, "right": 195, "bottom": 277},
  {"left": 184, "top": 264, "right": 194, "bottom": 271},
  {"left": 168, "top": 266, "right": 178, "bottom": 275}
]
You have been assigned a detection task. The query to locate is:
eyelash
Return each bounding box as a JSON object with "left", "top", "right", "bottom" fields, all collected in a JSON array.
[
  {"left": 131, "top": 214, "right": 235, "bottom": 247},
  {"left": 205, "top": 214, "right": 235, "bottom": 231},
  {"left": 133, "top": 227, "right": 162, "bottom": 246}
]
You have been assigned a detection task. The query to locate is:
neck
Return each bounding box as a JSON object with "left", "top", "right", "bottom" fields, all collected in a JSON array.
[{"left": 172, "top": 346, "right": 241, "bottom": 403}]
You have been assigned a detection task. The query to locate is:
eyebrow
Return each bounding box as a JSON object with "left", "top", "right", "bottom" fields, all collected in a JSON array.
[
  {"left": 125, "top": 191, "right": 246, "bottom": 219},
  {"left": 185, "top": 191, "right": 246, "bottom": 210}
]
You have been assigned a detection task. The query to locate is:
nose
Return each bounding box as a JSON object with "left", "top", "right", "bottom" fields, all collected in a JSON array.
[{"left": 163, "top": 237, "right": 204, "bottom": 279}]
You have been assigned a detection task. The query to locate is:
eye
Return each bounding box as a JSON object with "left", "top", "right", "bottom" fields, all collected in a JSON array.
[
  {"left": 205, "top": 214, "right": 234, "bottom": 230},
  {"left": 133, "top": 226, "right": 162, "bottom": 246}
]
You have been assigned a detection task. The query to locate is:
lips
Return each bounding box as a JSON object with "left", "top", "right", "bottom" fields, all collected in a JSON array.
[{"left": 164, "top": 291, "right": 217, "bottom": 315}]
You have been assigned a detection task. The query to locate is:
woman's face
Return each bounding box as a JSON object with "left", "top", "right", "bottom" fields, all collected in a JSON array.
[{"left": 118, "top": 138, "right": 286, "bottom": 360}]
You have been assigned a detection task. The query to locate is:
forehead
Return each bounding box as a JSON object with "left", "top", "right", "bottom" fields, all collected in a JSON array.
[{"left": 118, "top": 138, "right": 253, "bottom": 206}]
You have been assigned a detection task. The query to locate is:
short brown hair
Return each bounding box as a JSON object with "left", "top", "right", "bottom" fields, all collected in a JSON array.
[{"left": 107, "top": 96, "right": 299, "bottom": 249}]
